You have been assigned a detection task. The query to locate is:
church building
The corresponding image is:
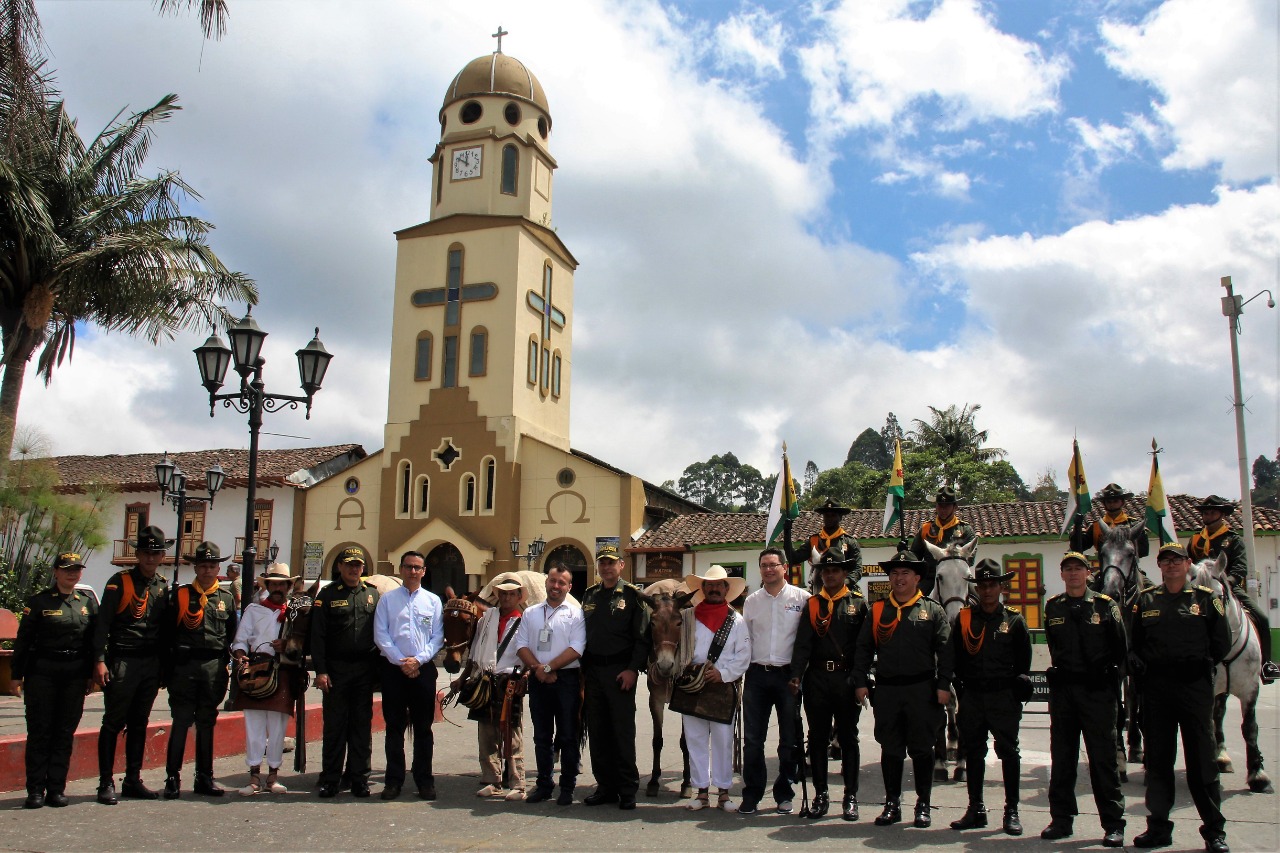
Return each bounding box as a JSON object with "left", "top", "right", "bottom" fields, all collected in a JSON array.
[{"left": 297, "top": 40, "right": 700, "bottom": 598}]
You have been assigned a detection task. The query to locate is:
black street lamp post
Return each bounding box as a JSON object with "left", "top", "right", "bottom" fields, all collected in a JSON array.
[
  {"left": 510, "top": 535, "right": 546, "bottom": 569},
  {"left": 154, "top": 454, "right": 226, "bottom": 584},
  {"left": 194, "top": 308, "right": 333, "bottom": 615}
]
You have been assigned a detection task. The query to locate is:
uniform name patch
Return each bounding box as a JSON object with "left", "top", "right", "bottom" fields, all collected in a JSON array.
[
  {"left": 42, "top": 609, "right": 63, "bottom": 616},
  {"left": 330, "top": 600, "right": 349, "bottom": 607},
  {"left": 1047, "top": 617, "right": 1065, "bottom": 626},
  {"left": 1142, "top": 610, "right": 1161, "bottom": 618}
]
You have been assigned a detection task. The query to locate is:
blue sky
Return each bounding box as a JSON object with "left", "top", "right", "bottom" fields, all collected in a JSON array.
[{"left": 23, "top": 0, "right": 1280, "bottom": 501}]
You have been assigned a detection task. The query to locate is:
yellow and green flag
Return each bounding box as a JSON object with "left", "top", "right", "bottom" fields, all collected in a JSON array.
[
  {"left": 1145, "top": 439, "right": 1177, "bottom": 544},
  {"left": 1060, "top": 438, "right": 1092, "bottom": 535},
  {"left": 765, "top": 444, "right": 799, "bottom": 547},
  {"left": 882, "top": 440, "right": 904, "bottom": 534}
]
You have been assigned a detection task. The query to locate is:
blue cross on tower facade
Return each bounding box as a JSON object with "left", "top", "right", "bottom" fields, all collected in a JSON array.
[{"left": 527, "top": 265, "right": 565, "bottom": 397}]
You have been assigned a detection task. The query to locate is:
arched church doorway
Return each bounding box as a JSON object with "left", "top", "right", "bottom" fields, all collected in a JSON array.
[
  {"left": 544, "top": 543, "right": 589, "bottom": 602},
  {"left": 424, "top": 542, "right": 465, "bottom": 599}
]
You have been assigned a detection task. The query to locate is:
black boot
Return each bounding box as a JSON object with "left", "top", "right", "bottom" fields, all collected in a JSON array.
[
  {"left": 121, "top": 777, "right": 159, "bottom": 800},
  {"left": 96, "top": 779, "right": 118, "bottom": 806},
  {"left": 165, "top": 724, "right": 188, "bottom": 795},
  {"left": 97, "top": 731, "right": 118, "bottom": 787},
  {"left": 951, "top": 803, "right": 987, "bottom": 830},
  {"left": 808, "top": 790, "right": 829, "bottom": 818},
  {"left": 877, "top": 754, "right": 904, "bottom": 826},
  {"left": 163, "top": 776, "right": 181, "bottom": 799},
  {"left": 24, "top": 789, "right": 44, "bottom": 809},
  {"left": 193, "top": 727, "right": 224, "bottom": 796},
  {"left": 875, "top": 799, "right": 901, "bottom": 825},
  {"left": 1003, "top": 806, "right": 1023, "bottom": 835},
  {"left": 1002, "top": 758, "right": 1021, "bottom": 835},
  {"left": 914, "top": 799, "right": 932, "bottom": 828},
  {"left": 910, "top": 751, "right": 933, "bottom": 822}
]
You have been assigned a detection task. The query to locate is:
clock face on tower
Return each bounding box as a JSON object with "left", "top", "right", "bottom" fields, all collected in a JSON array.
[{"left": 451, "top": 146, "right": 483, "bottom": 180}]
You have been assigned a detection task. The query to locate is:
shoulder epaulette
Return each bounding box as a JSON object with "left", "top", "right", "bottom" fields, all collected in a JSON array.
[
  {"left": 1005, "top": 605, "right": 1018, "bottom": 613},
  {"left": 1094, "top": 592, "right": 1112, "bottom": 602},
  {"left": 1195, "top": 585, "right": 1214, "bottom": 594},
  {"left": 851, "top": 589, "right": 864, "bottom": 598},
  {"left": 1047, "top": 592, "right": 1064, "bottom": 602}
]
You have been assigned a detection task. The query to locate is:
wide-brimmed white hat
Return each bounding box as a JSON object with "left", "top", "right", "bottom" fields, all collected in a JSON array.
[
  {"left": 260, "top": 563, "right": 300, "bottom": 583},
  {"left": 683, "top": 565, "right": 747, "bottom": 604}
]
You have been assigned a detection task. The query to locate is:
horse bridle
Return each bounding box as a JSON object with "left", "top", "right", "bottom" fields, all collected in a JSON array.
[
  {"left": 442, "top": 598, "right": 482, "bottom": 653},
  {"left": 931, "top": 557, "right": 976, "bottom": 611},
  {"left": 1097, "top": 564, "right": 1140, "bottom": 611}
]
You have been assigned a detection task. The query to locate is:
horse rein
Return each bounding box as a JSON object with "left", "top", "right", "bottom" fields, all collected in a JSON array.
[{"left": 442, "top": 598, "right": 483, "bottom": 653}]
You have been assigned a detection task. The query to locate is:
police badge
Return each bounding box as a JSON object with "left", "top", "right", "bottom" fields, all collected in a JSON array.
[
  {"left": 1189, "top": 603, "right": 1200, "bottom": 616},
  {"left": 217, "top": 600, "right": 226, "bottom": 612},
  {"left": 996, "top": 621, "right": 1009, "bottom": 634},
  {"left": 1090, "top": 613, "right": 1101, "bottom": 625},
  {"left": 918, "top": 608, "right": 929, "bottom": 620}
]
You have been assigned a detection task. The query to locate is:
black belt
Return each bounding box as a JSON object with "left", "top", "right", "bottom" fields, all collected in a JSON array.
[
  {"left": 176, "top": 648, "right": 225, "bottom": 661},
  {"left": 749, "top": 662, "right": 789, "bottom": 673},
  {"left": 963, "top": 676, "right": 1017, "bottom": 693},
  {"left": 1047, "top": 668, "right": 1112, "bottom": 689},
  {"left": 40, "top": 649, "right": 86, "bottom": 660},
  {"left": 876, "top": 670, "right": 933, "bottom": 686},
  {"left": 1145, "top": 661, "right": 1211, "bottom": 683},
  {"left": 325, "top": 650, "right": 377, "bottom": 663},
  {"left": 109, "top": 647, "right": 157, "bottom": 658},
  {"left": 809, "top": 660, "right": 848, "bottom": 672},
  {"left": 582, "top": 650, "right": 633, "bottom": 666}
]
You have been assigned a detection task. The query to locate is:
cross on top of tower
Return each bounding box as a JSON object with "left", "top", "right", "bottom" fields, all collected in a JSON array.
[{"left": 492, "top": 25, "right": 508, "bottom": 54}]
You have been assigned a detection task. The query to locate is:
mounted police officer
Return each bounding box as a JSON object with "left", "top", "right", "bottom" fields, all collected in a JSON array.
[
  {"left": 1130, "top": 542, "right": 1231, "bottom": 853},
  {"left": 311, "top": 546, "right": 381, "bottom": 798},
  {"left": 1070, "top": 483, "right": 1150, "bottom": 561},
  {"left": 93, "top": 525, "right": 172, "bottom": 805},
  {"left": 949, "top": 558, "right": 1032, "bottom": 836},
  {"left": 161, "top": 541, "right": 237, "bottom": 799},
  {"left": 1042, "top": 552, "right": 1127, "bottom": 848},
  {"left": 784, "top": 498, "right": 862, "bottom": 592},
  {"left": 1187, "top": 495, "right": 1278, "bottom": 683},
  {"left": 581, "top": 543, "right": 649, "bottom": 810},
  {"left": 909, "top": 487, "right": 977, "bottom": 596},
  {"left": 852, "top": 550, "right": 953, "bottom": 829},
  {"left": 789, "top": 546, "right": 867, "bottom": 821},
  {"left": 12, "top": 553, "right": 98, "bottom": 808}
]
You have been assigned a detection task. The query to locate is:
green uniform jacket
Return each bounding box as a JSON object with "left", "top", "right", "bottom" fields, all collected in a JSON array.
[
  {"left": 909, "top": 517, "right": 976, "bottom": 568},
  {"left": 582, "top": 581, "right": 650, "bottom": 672},
  {"left": 1130, "top": 583, "right": 1230, "bottom": 676},
  {"left": 92, "top": 568, "right": 169, "bottom": 661},
  {"left": 784, "top": 528, "right": 863, "bottom": 581},
  {"left": 1043, "top": 590, "right": 1126, "bottom": 676},
  {"left": 162, "top": 583, "right": 238, "bottom": 656},
  {"left": 951, "top": 604, "right": 1031, "bottom": 688},
  {"left": 852, "top": 594, "right": 953, "bottom": 691},
  {"left": 13, "top": 588, "right": 99, "bottom": 679},
  {"left": 789, "top": 589, "right": 867, "bottom": 680},
  {"left": 1188, "top": 525, "right": 1248, "bottom": 585},
  {"left": 309, "top": 579, "right": 381, "bottom": 674},
  {"left": 1069, "top": 514, "right": 1150, "bottom": 559}
]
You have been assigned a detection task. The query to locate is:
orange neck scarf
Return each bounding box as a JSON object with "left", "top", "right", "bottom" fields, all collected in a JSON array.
[{"left": 874, "top": 590, "right": 923, "bottom": 646}]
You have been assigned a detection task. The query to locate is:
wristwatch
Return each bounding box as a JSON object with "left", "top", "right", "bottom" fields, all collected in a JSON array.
[{"left": 542, "top": 664, "right": 552, "bottom": 674}]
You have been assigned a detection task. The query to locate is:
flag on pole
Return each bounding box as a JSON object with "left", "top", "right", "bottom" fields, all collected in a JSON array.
[
  {"left": 1060, "top": 438, "right": 1092, "bottom": 535},
  {"left": 765, "top": 444, "right": 799, "bottom": 547},
  {"left": 882, "top": 440, "right": 904, "bottom": 534},
  {"left": 1145, "top": 438, "right": 1178, "bottom": 545}
]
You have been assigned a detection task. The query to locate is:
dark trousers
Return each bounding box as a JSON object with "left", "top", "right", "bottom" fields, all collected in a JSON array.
[
  {"left": 166, "top": 657, "right": 229, "bottom": 776},
  {"left": 320, "top": 659, "right": 376, "bottom": 787},
  {"left": 24, "top": 661, "right": 87, "bottom": 795},
  {"left": 98, "top": 655, "right": 160, "bottom": 781},
  {"left": 957, "top": 686, "right": 1022, "bottom": 807},
  {"left": 528, "top": 668, "right": 581, "bottom": 793},
  {"left": 583, "top": 663, "right": 638, "bottom": 797},
  {"left": 380, "top": 659, "right": 436, "bottom": 788},
  {"left": 1141, "top": 676, "right": 1224, "bottom": 838},
  {"left": 1047, "top": 684, "right": 1125, "bottom": 831},
  {"left": 742, "top": 664, "right": 798, "bottom": 806},
  {"left": 803, "top": 670, "right": 860, "bottom": 795},
  {"left": 873, "top": 681, "right": 942, "bottom": 802}
]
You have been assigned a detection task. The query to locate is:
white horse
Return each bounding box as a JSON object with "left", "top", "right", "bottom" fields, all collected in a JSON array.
[
  {"left": 1189, "top": 555, "right": 1272, "bottom": 793},
  {"left": 927, "top": 536, "right": 980, "bottom": 782}
]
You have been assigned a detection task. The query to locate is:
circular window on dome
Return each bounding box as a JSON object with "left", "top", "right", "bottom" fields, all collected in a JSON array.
[
  {"left": 537, "top": 116, "right": 548, "bottom": 139},
  {"left": 504, "top": 103, "right": 521, "bottom": 126},
  {"left": 460, "top": 101, "right": 483, "bottom": 124},
  {"left": 556, "top": 468, "right": 576, "bottom": 488}
]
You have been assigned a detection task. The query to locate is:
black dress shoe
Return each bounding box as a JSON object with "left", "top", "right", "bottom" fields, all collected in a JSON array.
[
  {"left": 318, "top": 783, "right": 338, "bottom": 798},
  {"left": 121, "top": 778, "right": 159, "bottom": 800},
  {"left": 525, "top": 787, "right": 554, "bottom": 804},
  {"left": 45, "top": 792, "right": 68, "bottom": 808},
  {"left": 951, "top": 803, "right": 988, "bottom": 830},
  {"left": 417, "top": 785, "right": 437, "bottom": 801},
  {"left": 193, "top": 775, "right": 224, "bottom": 797},
  {"left": 1103, "top": 828, "right": 1125, "bottom": 848},
  {"left": 556, "top": 788, "right": 574, "bottom": 806},
  {"left": 842, "top": 794, "right": 858, "bottom": 821},
  {"left": 1205, "top": 834, "right": 1230, "bottom": 853},
  {"left": 1003, "top": 807, "right": 1023, "bottom": 836},
  {"left": 23, "top": 792, "right": 44, "bottom": 809},
  {"left": 163, "top": 776, "right": 181, "bottom": 799},
  {"left": 874, "top": 799, "right": 901, "bottom": 826},
  {"left": 807, "top": 790, "right": 829, "bottom": 818},
  {"left": 351, "top": 783, "right": 371, "bottom": 798},
  {"left": 584, "top": 790, "right": 619, "bottom": 806},
  {"left": 1133, "top": 829, "right": 1173, "bottom": 848},
  {"left": 618, "top": 796, "right": 636, "bottom": 810},
  {"left": 1041, "top": 821, "right": 1073, "bottom": 840},
  {"left": 96, "top": 782, "right": 118, "bottom": 806},
  {"left": 380, "top": 783, "right": 402, "bottom": 801},
  {"left": 913, "top": 800, "right": 932, "bottom": 828}
]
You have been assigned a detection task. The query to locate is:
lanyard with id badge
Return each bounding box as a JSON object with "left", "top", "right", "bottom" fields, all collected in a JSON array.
[{"left": 538, "top": 603, "right": 554, "bottom": 652}]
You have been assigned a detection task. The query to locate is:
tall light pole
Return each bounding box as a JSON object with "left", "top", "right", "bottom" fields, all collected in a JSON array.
[
  {"left": 194, "top": 308, "right": 333, "bottom": 614},
  {"left": 1220, "top": 275, "right": 1275, "bottom": 578},
  {"left": 154, "top": 454, "right": 225, "bottom": 584}
]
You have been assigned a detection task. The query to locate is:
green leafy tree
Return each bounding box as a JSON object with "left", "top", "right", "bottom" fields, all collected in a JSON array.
[
  {"left": 906, "top": 403, "right": 1006, "bottom": 463},
  {"left": 0, "top": 6, "right": 255, "bottom": 462},
  {"left": 675, "top": 452, "right": 771, "bottom": 512},
  {"left": 846, "top": 427, "right": 890, "bottom": 469},
  {"left": 802, "top": 460, "right": 818, "bottom": 496},
  {"left": 1252, "top": 449, "right": 1280, "bottom": 510},
  {"left": 1029, "top": 467, "right": 1065, "bottom": 502},
  {"left": 155, "top": 0, "right": 229, "bottom": 39},
  {"left": 880, "top": 411, "right": 904, "bottom": 451}
]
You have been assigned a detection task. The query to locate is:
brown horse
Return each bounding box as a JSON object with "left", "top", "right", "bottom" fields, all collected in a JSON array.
[
  {"left": 638, "top": 579, "right": 694, "bottom": 798},
  {"left": 442, "top": 594, "right": 488, "bottom": 674}
]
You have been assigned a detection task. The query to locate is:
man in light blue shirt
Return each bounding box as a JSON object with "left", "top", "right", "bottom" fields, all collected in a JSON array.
[{"left": 373, "top": 551, "right": 444, "bottom": 801}]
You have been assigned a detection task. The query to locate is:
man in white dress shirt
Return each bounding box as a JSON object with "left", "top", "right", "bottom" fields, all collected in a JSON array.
[
  {"left": 680, "top": 566, "right": 751, "bottom": 812},
  {"left": 515, "top": 564, "right": 585, "bottom": 806},
  {"left": 464, "top": 578, "right": 527, "bottom": 800},
  {"left": 739, "top": 547, "right": 808, "bottom": 815},
  {"left": 373, "top": 551, "right": 444, "bottom": 801}
]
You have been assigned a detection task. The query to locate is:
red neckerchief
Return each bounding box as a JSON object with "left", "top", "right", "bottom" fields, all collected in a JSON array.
[
  {"left": 694, "top": 600, "right": 729, "bottom": 633},
  {"left": 261, "top": 597, "right": 288, "bottom": 623},
  {"left": 498, "top": 609, "right": 518, "bottom": 639}
]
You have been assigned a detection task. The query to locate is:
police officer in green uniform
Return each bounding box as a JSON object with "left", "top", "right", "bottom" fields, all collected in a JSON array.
[
  {"left": 12, "top": 553, "right": 98, "bottom": 808},
  {"left": 580, "top": 543, "right": 649, "bottom": 810},
  {"left": 1187, "top": 495, "right": 1278, "bottom": 683},
  {"left": 949, "top": 559, "right": 1033, "bottom": 836},
  {"left": 311, "top": 546, "right": 381, "bottom": 798},
  {"left": 788, "top": 546, "right": 867, "bottom": 820},
  {"left": 1130, "top": 543, "right": 1231, "bottom": 853},
  {"left": 852, "top": 550, "right": 953, "bottom": 829},
  {"left": 1042, "top": 552, "right": 1127, "bottom": 847},
  {"left": 1070, "top": 483, "right": 1151, "bottom": 560},
  {"left": 784, "top": 498, "right": 862, "bottom": 592},
  {"left": 93, "top": 525, "right": 172, "bottom": 805},
  {"left": 160, "top": 541, "right": 237, "bottom": 799},
  {"left": 909, "top": 487, "right": 977, "bottom": 596}
]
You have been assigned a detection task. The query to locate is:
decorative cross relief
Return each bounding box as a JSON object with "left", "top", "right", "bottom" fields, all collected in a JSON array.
[{"left": 526, "top": 265, "right": 565, "bottom": 396}]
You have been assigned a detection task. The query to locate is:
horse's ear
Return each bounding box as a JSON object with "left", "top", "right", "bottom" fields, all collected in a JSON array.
[
  {"left": 924, "top": 541, "right": 947, "bottom": 560},
  {"left": 674, "top": 591, "right": 694, "bottom": 610},
  {"left": 1215, "top": 552, "right": 1229, "bottom": 575},
  {"left": 1130, "top": 523, "right": 1147, "bottom": 544},
  {"left": 638, "top": 593, "right": 657, "bottom": 610},
  {"left": 961, "top": 536, "right": 979, "bottom": 558}
]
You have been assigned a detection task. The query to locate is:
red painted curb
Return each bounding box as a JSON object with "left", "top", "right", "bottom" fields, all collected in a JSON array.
[{"left": 0, "top": 697, "right": 386, "bottom": 793}]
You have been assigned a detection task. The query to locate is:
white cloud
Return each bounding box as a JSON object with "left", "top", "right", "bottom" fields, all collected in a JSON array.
[
  {"left": 1100, "top": 0, "right": 1279, "bottom": 182},
  {"left": 714, "top": 8, "right": 786, "bottom": 79}
]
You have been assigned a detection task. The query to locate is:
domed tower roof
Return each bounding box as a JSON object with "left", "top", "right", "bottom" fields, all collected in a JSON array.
[{"left": 441, "top": 51, "right": 550, "bottom": 127}]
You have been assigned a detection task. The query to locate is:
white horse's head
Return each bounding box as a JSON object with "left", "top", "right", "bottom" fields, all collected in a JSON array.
[{"left": 926, "top": 536, "right": 979, "bottom": 618}]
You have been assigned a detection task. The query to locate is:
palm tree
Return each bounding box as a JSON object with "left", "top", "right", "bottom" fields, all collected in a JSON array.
[
  {"left": 906, "top": 403, "right": 1007, "bottom": 462},
  {"left": 0, "top": 4, "right": 255, "bottom": 461},
  {"left": 156, "top": 0, "right": 229, "bottom": 40}
]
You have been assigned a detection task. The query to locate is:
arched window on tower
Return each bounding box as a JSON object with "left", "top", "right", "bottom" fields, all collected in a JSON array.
[
  {"left": 397, "top": 460, "right": 412, "bottom": 518},
  {"left": 527, "top": 335, "right": 539, "bottom": 386},
  {"left": 552, "top": 350, "right": 562, "bottom": 398},
  {"left": 415, "top": 332, "right": 433, "bottom": 381},
  {"left": 501, "top": 144, "right": 518, "bottom": 195},
  {"left": 460, "top": 474, "right": 476, "bottom": 515},
  {"left": 469, "top": 327, "right": 488, "bottom": 377},
  {"left": 481, "top": 456, "right": 496, "bottom": 513},
  {"left": 414, "top": 475, "right": 430, "bottom": 517}
]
